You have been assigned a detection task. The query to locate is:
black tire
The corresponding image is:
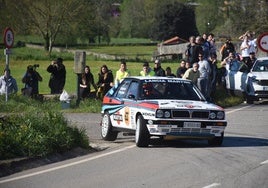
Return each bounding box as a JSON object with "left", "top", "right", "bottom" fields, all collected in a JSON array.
[
  {"left": 101, "top": 113, "right": 118, "bottom": 141},
  {"left": 135, "top": 115, "right": 150, "bottom": 147},
  {"left": 208, "top": 133, "right": 224, "bottom": 146}
]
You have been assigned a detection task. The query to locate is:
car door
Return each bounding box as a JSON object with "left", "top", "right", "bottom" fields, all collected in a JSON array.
[{"left": 111, "top": 80, "right": 139, "bottom": 129}]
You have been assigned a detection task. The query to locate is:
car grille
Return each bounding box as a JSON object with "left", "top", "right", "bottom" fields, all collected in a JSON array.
[
  {"left": 258, "top": 80, "right": 268, "bottom": 86},
  {"left": 170, "top": 127, "right": 212, "bottom": 134},
  {"left": 172, "top": 110, "right": 210, "bottom": 119}
]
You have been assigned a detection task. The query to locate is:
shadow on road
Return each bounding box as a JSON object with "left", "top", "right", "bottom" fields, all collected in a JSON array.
[{"left": 147, "top": 136, "right": 268, "bottom": 148}]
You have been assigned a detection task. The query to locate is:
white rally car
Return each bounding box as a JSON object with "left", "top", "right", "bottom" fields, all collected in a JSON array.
[{"left": 101, "top": 77, "right": 227, "bottom": 147}]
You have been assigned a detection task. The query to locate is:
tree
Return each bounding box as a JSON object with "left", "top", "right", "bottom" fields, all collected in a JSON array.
[
  {"left": 6, "top": 0, "right": 85, "bottom": 55},
  {"left": 150, "top": 1, "right": 199, "bottom": 41}
]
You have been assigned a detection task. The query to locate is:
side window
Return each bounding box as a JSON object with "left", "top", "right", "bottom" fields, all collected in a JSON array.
[
  {"left": 115, "top": 80, "right": 131, "bottom": 98},
  {"left": 126, "top": 81, "right": 139, "bottom": 99}
]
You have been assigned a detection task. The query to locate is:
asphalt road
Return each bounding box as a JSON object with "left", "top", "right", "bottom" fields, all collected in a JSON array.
[{"left": 1, "top": 102, "right": 268, "bottom": 188}]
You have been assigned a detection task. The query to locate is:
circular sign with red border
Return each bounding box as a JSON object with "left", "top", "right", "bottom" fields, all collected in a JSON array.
[
  {"left": 257, "top": 32, "right": 268, "bottom": 53},
  {"left": 3, "top": 27, "right": 14, "bottom": 49}
]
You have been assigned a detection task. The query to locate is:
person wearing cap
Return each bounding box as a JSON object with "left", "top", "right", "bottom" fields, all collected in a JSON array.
[
  {"left": 47, "top": 57, "right": 66, "bottom": 94},
  {"left": 0, "top": 69, "right": 18, "bottom": 95},
  {"left": 153, "top": 59, "right": 165, "bottom": 76},
  {"left": 139, "top": 61, "right": 155, "bottom": 77}
]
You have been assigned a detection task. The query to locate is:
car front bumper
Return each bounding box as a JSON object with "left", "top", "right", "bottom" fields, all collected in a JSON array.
[{"left": 146, "top": 120, "right": 227, "bottom": 137}]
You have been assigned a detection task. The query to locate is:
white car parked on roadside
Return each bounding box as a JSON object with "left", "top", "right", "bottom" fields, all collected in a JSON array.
[{"left": 225, "top": 57, "right": 268, "bottom": 104}]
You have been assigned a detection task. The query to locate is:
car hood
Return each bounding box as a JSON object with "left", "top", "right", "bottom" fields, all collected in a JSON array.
[
  {"left": 143, "top": 100, "right": 223, "bottom": 111},
  {"left": 250, "top": 71, "right": 268, "bottom": 79}
]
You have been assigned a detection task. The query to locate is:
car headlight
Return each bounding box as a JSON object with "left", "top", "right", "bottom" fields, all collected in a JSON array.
[
  {"left": 156, "top": 110, "right": 171, "bottom": 118},
  {"left": 217, "top": 111, "right": 224, "bottom": 119},
  {"left": 209, "top": 111, "right": 225, "bottom": 120},
  {"left": 164, "top": 111, "right": 171, "bottom": 118},
  {"left": 209, "top": 112, "right": 216, "bottom": 119},
  {"left": 156, "top": 110, "right": 164, "bottom": 118}
]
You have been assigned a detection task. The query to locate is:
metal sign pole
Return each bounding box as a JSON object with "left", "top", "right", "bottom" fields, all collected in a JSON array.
[
  {"left": 5, "top": 48, "right": 10, "bottom": 102},
  {"left": 3, "top": 27, "right": 14, "bottom": 102}
]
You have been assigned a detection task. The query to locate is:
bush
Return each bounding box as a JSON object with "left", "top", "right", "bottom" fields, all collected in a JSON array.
[{"left": 0, "top": 95, "right": 89, "bottom": 160}]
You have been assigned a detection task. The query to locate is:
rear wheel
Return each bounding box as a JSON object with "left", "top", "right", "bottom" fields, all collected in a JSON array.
[
  {"left": 208, "top": 133, "right": 224, "bottom": 146},
  {"left": 135, "top": 115, "right": 150, "bottom": 147},
  {"left": 101, "top": 112, "right": 118, "bottom": 141}
]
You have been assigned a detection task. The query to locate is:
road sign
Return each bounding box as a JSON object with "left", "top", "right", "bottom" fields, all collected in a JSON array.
[
  {"left": 257, "top": 32, "right": 268, "bottom": 53},
  {"left": 3, "top": 27, "right": 14, "bottom": 49}
]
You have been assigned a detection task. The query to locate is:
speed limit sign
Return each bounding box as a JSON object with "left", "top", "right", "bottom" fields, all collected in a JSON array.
[
  {"left": 3, "top": 27, "right": 14, "bottom": 49},
  {"left": 258, "top": 32, "right": 268, "bottom": 53}
]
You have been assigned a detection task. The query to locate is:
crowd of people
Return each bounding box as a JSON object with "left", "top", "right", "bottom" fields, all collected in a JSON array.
[{"left": 0, "top": 31, "right": 258, "bottom": 101}]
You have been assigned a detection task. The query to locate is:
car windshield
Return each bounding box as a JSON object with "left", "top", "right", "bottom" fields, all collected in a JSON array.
[
  {"left": 252, "top": 59, "right": 268, "bottom": 72},
  {"left": 140, "top": 79, "right": 204, "bottom": 101}
]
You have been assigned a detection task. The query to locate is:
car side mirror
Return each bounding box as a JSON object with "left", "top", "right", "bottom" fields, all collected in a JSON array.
[{"left": 128, "top": 94, "right": 135, "bottom": 99}]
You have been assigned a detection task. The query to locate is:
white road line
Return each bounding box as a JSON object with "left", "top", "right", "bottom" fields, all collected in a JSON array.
[
  {"left": 0, "top": 144, "right": 136, "bottom": 184},
  {"left": 226, "top": 105, "right": 253, "bottom": 114},
  {"left": 260, "top": 160, "right": 268, "bottom": 165},
  {"left": 203, "top": 183, "right": 221, "bottom": 188}
]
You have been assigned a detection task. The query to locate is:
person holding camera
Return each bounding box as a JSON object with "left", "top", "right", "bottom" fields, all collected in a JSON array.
[
  {"left": 47, "top": 57, "right": 66, "bottom": 94},
  {"left": 22, "top": 64, "right": 43, "bottom": 97}
]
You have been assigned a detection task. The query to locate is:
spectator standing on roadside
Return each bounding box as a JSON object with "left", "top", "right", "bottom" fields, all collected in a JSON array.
[
  {"left": 185, "top": 36, "right": 203, "bottom": 66},
  {"left": 197, "top": 53, "right": 211, "bottom": 99},
  {"left": 114, "top": 59, "right": 130, "bottom": 85},
  {"left": 182, "top": 63, "right": 200, "bottom": 86},
  {"left": 47, "top": 57, "right": 66, "bottom": 94},
  {"left": 22, "top": 65, "right": 43, "bottom": 97},
  {"left": 240, "top": 35, "right": 251, "bottom": 64},
  {"left": 220, "top": 38, "right": 235, "bottom": 61},
  {"left": 207, "top": 33, "right": 216, "bottom": 55},
  {"left": 165, "top": 67, "right": 176, "bottom": 77},
  {"left": 139, "top": 61, "right": 155, "bottom": 77},
  {"left": 198, "top": 35, "right": 210, "bottom": 60},
  {"left": 176, "top": 59, "right": 187, "bottom": 78},
  {"left": 0, "top": 69, "right": 18, "bottom": 95},
  {"left": 96, "top": 65, "right": 114, "bottom": 99},
  {"left": 246, "top": 52, "right": 257, "bottom": 71},
  {"left": 154, "top": 59, "right": 165, "bottom": 76},
  {"left": 221, "top": 52, "right": 241, "bottom": 96},
  {"left": 208, "top": 53, "right": 218, "bottom": 100},
  {"left": 79, "top": 65, "right": 97, "bottom": 99}
]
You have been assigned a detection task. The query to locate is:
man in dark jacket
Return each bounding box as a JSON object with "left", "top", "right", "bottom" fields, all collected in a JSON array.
[
  {"left": 154, "top": 59, "right": 165, "bottom": 76},
  {"left": 47, "top": 57, "right": 66, "bottom": 94}
]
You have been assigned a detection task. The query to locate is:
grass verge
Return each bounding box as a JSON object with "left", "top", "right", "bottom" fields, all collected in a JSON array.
[{"left": 0, "top": 95, "right": 90, "bottom": 160}]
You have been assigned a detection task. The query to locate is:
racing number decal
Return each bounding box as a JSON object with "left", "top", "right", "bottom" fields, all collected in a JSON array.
[{"left": 125, "top": 107, "right": 130, "bottom": 126}]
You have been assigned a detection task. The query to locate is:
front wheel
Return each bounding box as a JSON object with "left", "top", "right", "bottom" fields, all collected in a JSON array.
[
  {"left": 135, "top": 115, "right": 150, "bottom": 147},
  {"left": 101, "top": 112, "right": 118, "bottom": 141},
  {"left": 208, "top": 133, "right": 224, "bottom": 146}
]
